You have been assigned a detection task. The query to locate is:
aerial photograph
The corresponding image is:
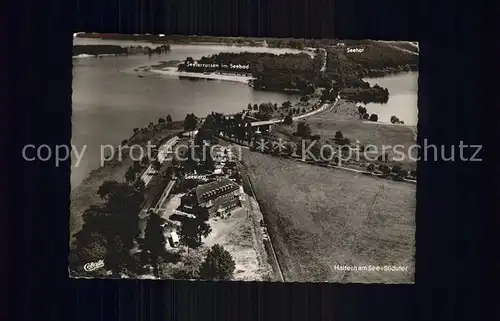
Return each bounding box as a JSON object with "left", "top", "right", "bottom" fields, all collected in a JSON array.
[{"left": 69, "top": 33, "right": 418, "bottom": 283}]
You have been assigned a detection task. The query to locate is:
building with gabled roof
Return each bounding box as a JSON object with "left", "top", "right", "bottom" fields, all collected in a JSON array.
[{"left": 178, "top": 177, "right": 241, "bottom": 218}]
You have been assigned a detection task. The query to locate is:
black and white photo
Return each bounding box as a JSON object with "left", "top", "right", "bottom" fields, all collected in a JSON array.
[{"left": 67, "top": 34, "right": 418, "bottom": 283}]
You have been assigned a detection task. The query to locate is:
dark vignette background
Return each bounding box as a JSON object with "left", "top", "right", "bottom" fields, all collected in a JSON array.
[{"left": 2, "top": 0, "right": 494, "bottom": 320}]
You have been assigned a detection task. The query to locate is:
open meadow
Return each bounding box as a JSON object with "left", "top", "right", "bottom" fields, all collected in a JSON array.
[
  {"left": 273, "top": 99, "right": 418, "bottom": 170},
  {"left": 241, "top": 151, "right": 415, "bottom": 283}
]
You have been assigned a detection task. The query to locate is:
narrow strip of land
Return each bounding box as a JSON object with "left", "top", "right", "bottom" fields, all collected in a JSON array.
[{"left": 150, "top": 67, "right": 253, "bottom": 84}]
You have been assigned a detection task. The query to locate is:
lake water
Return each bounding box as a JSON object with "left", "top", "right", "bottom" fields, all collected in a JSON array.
[
  {"left": 72, "top": 39, "right": 418, "bottom": 188},
  {"left": 363, "top": 71, "right": 419, "bottom": 126},
  {"left": 71, "top": 39, "right": 304, "bottom": 188}
]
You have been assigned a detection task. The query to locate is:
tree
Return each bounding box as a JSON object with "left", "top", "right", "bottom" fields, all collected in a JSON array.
[
  {"left": 97, "top": 180, "right": 121, "bottom": 200},
  {"left": 282, "top": 101, "right": 292, "bottom": 109},
  {"left": 183, "top": 113, "right": 198, "bottom": 131},
  {"left": 335, "top": 131, "right": 344, "bottom": 140},
  {"left": 379, "top": 164, "right": 391, "bottom": 176},
  {"left": 259, "top": 102, "right": 274, "bottom": 114},
  {"left": 391, "top": 164, "right": 402, "bottom": 174},
  {"left": 358, "top": 106, "right": 367, "bottom": 115},
  {"left": 253, "top": 104, "right": 258, "bottom": 111},
  {"left": 143, "top": 212, "right": 167, "bottom": 278},
  {"left": 203, "top": 114, "right": 217, "bottom": 132},
  {"left": 104, "top": 234, "right": 127, "bottom": 276},
  {"left": 296, "top": 122, "right": 312, "bottom": 138},
  {"left": 133, "top": 128, "right": 139, "bottom": 134},
  {"left": 73, "top": 205, "right": 132, "bottom": 276},
  {"left": 152, "top": 160, "right": 162, "bottom": 171},
  {"left": 166, "top": 115, "right": 172, "bottom": 122},
  {"left": 369, "top": 114, "right": 379, "bottom": 122},
  {"left": 173, "top": 251, "right": 203, "bottom": 279},
  {"left": 125, "top": 166, "right": 136, "bottom": 183},
  {"left": 133, "top": 179, "right": 146, "bottom": 192},
  {"left": 339, "top": 137, "right": 351, "bottom": 146},
  {"left": 121, "top": 139, "right": 128, "bottom": 146},
  {"left": 70, "top": 229, "right": 108, "bottom": 274},
  {"left": 362, "top": 113, "right": 370, "bottom": 120},
  {"left": 96, "top": 180, "right": 145, "bottom": 249},
  {"left": 133, "top": 160, "right": 142, "bottom": 171},
  {"left": 158, "top": 117, "right": 165, "bottom": 124},
  {"left": 140, "top": 155, "right": 149, "bottom": 166},
  {"left": 283, "top": 115, "right": 293, "bottom": 125},
  {"left": 397, "top": 169, "right": 408, "bottom": 180},
  {"left": 205, "top": 146, "right": 215, "bottom": 171},
  {"left": 178, "top": 216, "right": 212, "bottom": 250},
  {"left": 199, "top": 244, "right": 236, "bottom": 280},
  {"left": 247, "top": 103, "right": 252, "bottom": 110},
  {"left": 390, "top": 115, "right": 399, "bottom": 124}
]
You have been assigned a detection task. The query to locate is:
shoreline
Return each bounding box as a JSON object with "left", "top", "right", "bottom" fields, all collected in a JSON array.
[
  {"left": 150, "top": 67, "right": 254, "bottom": 85},
  {"left": 361, "top": 120, "right": 417, "bottom": 128},
  {"left": 73, "top": 38, "right": 313, "bottom": 56},
  {"left": 73, "top": 53, "right": 120, "bottom": 59}
]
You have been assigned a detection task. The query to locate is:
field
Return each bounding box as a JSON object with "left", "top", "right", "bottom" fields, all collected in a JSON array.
[
  {"left": 273, "top": 100, "right": 418, "bottom": 169},
  {"left": 242, "top": 151, "right": 415, "bottom": 283}
]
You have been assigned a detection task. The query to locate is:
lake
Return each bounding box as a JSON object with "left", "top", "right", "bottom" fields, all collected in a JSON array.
[
  {"left": 363, "top": 71, "right": 419, "bottom": 126},
  {"left": 72, "top": 39, "right": 418, "bottom": 188},
  {"left": 71, "top": 40, "right": 304, "bottom": 188}
]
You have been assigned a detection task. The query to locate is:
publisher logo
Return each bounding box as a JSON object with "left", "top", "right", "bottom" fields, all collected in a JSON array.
[{"left": 84, "top": 259, "right": 105, "bottom": 272}]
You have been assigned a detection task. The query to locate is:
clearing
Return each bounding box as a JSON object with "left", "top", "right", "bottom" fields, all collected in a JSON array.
[
  {"left": 242, "top": 151, "right": 415, "bottom": 283},
  {"left": 201, "top": 202, "right": 272, "bottom": 281}
]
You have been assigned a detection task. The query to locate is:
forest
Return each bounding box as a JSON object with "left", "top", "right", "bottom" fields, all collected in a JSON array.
[
  {"left": 73, "top": 44, "right": 170, "bottom": 56},
  {"left": 176, "top": 40, "right": 417, "bottom": 102}
]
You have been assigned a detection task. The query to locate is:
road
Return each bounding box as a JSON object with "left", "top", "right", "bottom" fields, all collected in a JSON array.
[
  {"left": 219, "top": 98, "right": 415, "bottom": 184},
  {"left": 320, "top": 48, "right": 327, "bottom": 72},
  {"left": 245, "top": 98, "right": 339, "bottom": 129},
  {"left": 290, "top": 157, "right": 416, "bottom": 184},
  {"left": 292, "top": 97, "right": 338, "bottom": 121},
  {"left": 378, "top": 40, "right": 419, "bottom": 56},
  {"left": 140, "top": 136, "right": 179, "bottom": 186},
  {"left": 137, "top": 179, "right": 177, "bottom": 239},
  {"left": 243, "top": 173, "right": 285, "bottom": 282},
  {"left": 152, "top": 179, "right": 176, "bottom": 211}
]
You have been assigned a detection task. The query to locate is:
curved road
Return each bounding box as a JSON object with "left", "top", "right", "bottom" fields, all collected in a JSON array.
[{"left": 247, "top": 98, "right": 339, "bottom": 128}]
